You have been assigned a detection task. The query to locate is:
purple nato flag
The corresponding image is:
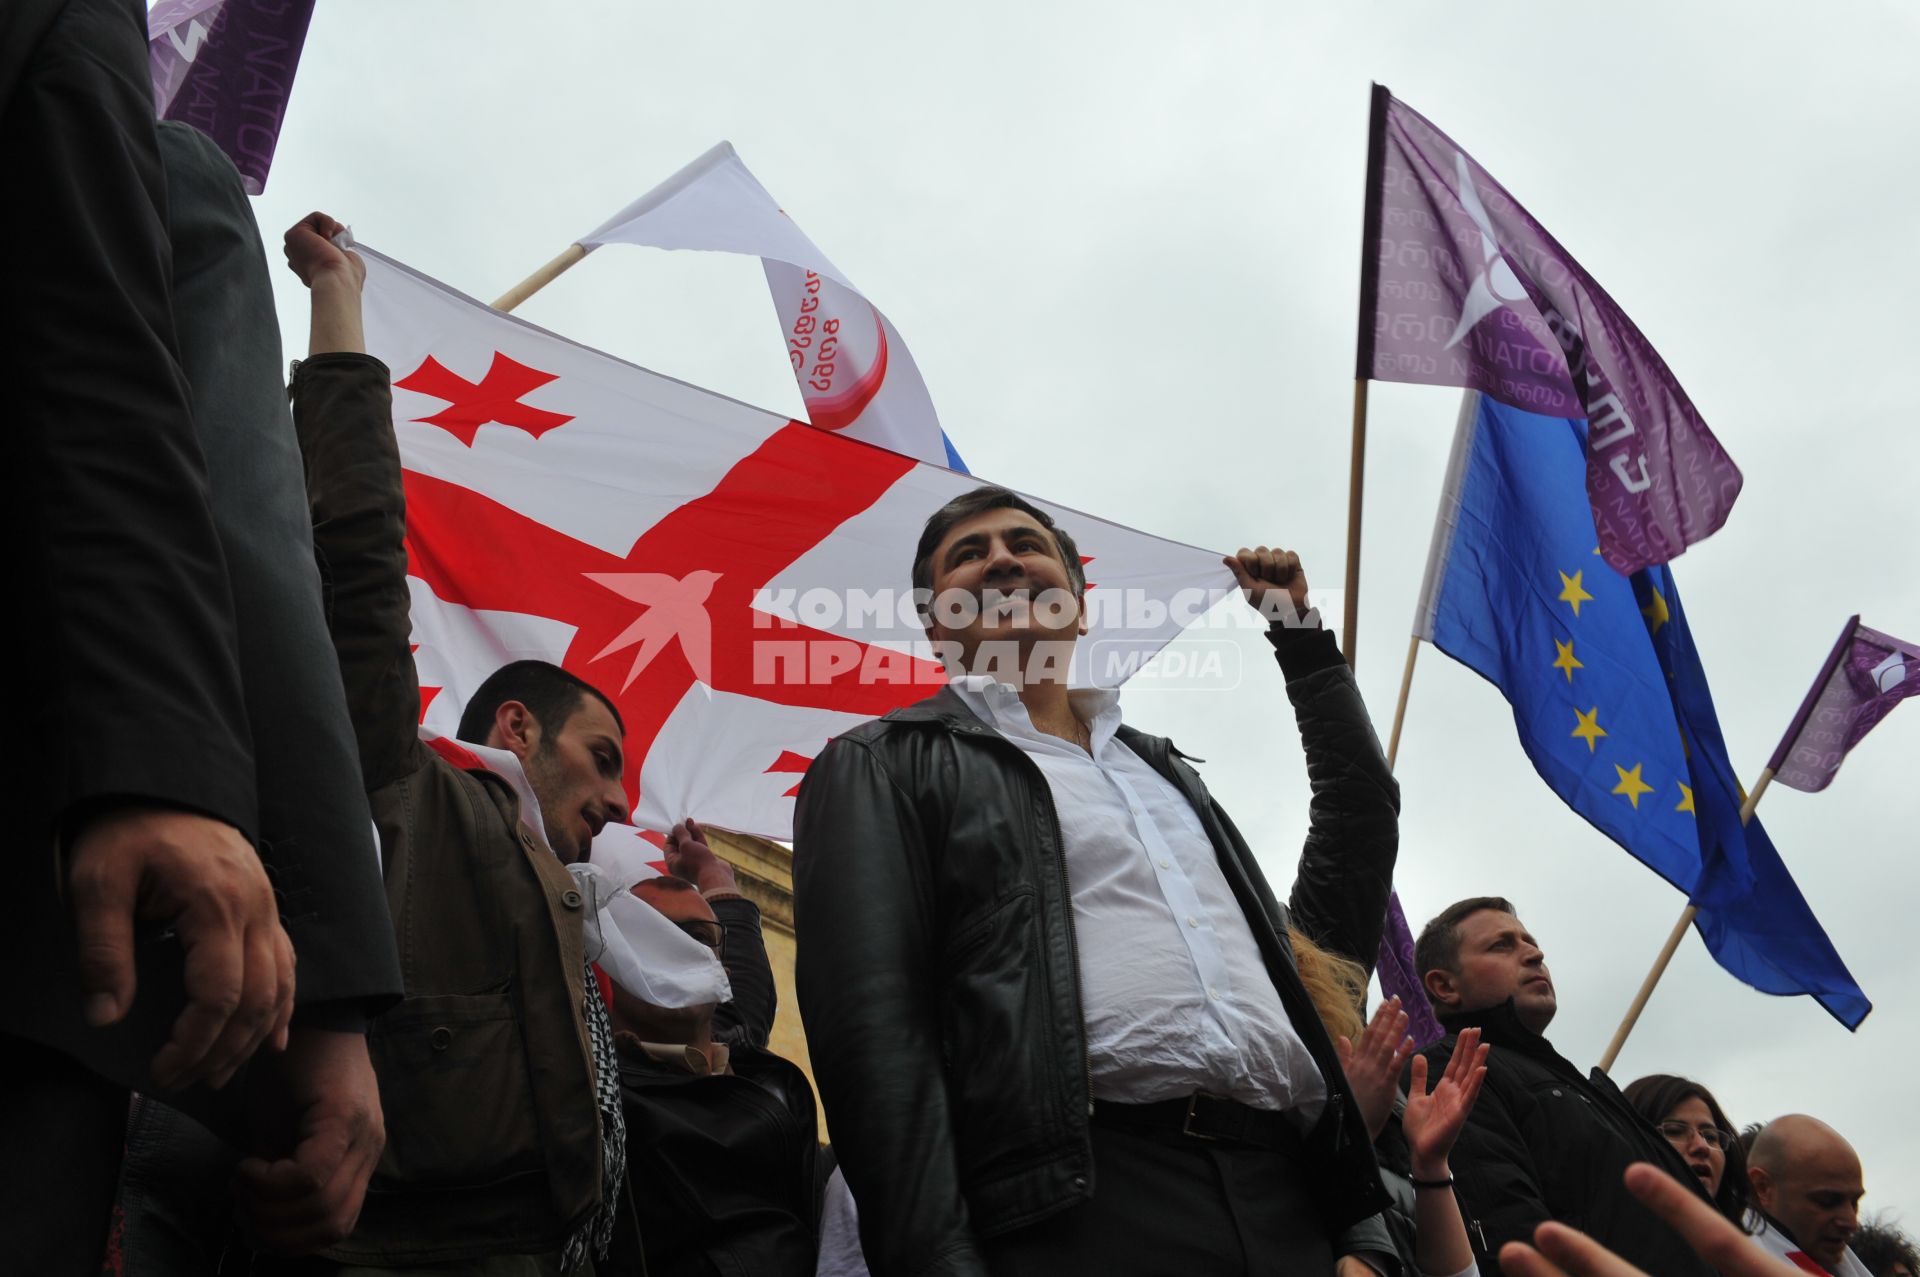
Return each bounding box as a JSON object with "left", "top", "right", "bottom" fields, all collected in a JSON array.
[
  {"left": 148, "top": 0, "right": 316, "bottom": 196},
  {"left": 1375, "top": 892, "right": 1445, "bottom": 1049},
  {"left": 1356, "top": 86, "right": 1743, "bottom": 577},
  {"left": 1769, "top": 617, "right": 1920, "bottom": 793}
]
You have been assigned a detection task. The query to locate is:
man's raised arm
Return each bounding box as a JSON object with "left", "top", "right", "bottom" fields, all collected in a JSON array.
[{"left": 283, "top": 214, "right": 424, "bottom": 791}]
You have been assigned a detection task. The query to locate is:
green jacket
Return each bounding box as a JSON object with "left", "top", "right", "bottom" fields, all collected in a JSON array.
[{"left": 295, "top": 352, "right": 603, "bottom": 1263}]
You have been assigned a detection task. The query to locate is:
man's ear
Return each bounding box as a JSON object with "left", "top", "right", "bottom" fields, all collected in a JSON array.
[
  {"left": 1748, "top": 1164, "right": 1774, "bottom": 1210},
  {"left": 1422, "top": 967, "right": 1459, "bottom": 1013},
  {"left": 490, "top": 699, "right": 540, "bottom": 756}
]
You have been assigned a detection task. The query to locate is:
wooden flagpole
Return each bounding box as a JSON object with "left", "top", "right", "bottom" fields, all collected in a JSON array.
[
  {"left": 1385, "top": 633, "right": 1421, "bottom": 771},
  {"left": 1343, "top": 83, "right": 1391, "bottom": 671},
  {"left": 492, "top": 243, "right": 589, "bottom": 313},
  {"left": 1342, "top": 379, "right": 1371, "bottom": 671},
  {"left": 1596, "top": 768, "right": 1776, "bottom": 1073}
]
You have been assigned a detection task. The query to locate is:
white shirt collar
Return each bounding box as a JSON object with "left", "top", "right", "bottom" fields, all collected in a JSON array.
[{"left": 949, "top": 674, "right": 1124, "bottom": 755}]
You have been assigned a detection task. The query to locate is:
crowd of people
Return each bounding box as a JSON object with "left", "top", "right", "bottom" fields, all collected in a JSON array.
[{"left": 5, "top": 3, "right": 1907, "bottom": 1276}]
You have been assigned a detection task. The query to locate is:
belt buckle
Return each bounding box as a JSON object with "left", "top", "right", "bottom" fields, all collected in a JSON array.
[{"left": 1181, "top": 1094, "right": 1220, "bottom": 1142}]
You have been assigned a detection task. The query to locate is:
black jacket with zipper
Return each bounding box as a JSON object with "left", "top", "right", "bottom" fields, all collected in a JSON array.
[
  {"left": 793, "top": 626, "right": 1398, "bottom": 1277},
  {"left": 1423, "top": 1000, "right": 1717, "bottom": 1277}
]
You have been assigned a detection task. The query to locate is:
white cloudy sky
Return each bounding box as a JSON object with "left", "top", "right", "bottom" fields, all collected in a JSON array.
[{"left": 247, "top": 0, "right": 1918, "bottom": 1222}]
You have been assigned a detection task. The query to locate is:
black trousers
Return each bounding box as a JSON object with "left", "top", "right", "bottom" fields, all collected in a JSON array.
[{"left": 982, "top": 1118, "right": 1336, "bottom": 1277}]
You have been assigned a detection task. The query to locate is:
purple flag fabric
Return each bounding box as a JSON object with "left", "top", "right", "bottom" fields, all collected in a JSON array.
[
  {"left": 1770, "top": 617, "right": 1920, "bottom": 792},
  {"left": 148, "top": 0, "right": 315, "bottom": 196},
  {"left": 1358, "top": 86, "right": 1743, "bottom": 576},
  {"left": 1376, "top": 891, "right": 1445, "bottom": 1049}
]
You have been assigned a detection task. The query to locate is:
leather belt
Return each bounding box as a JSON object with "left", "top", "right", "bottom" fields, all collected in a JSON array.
[{"left": 1091, "top": 1094, "right": 1305, "bottom": 1154}]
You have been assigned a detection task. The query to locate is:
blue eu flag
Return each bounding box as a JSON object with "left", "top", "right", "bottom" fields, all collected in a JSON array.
[{"left": 1416, "top": 394, "right": 1869, "bottom": 1028}]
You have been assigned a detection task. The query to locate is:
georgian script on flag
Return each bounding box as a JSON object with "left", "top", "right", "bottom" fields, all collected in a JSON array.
[
  {"left": 1364, "top": 91, "right": 1743, "bottom": 576},
  {"left": 361, "top": 247, "right": 1233, "bottom": 840},
  {"left": 577, "top": 142, "right": 958, "bottom": 469}
]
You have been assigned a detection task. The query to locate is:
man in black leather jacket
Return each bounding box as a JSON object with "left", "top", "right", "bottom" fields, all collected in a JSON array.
[{"left": 793, "top": 486, "right": 1400, "bottom": 1277}]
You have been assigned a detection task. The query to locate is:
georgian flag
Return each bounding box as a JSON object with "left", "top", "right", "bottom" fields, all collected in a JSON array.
[{"left": 360, "top": 244, "right": 1233, "bottom": 841}]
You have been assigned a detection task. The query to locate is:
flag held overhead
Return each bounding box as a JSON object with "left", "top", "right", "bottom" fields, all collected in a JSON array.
[{"left": 1361, "top": 87, "right": 1743, "bottom": 577}]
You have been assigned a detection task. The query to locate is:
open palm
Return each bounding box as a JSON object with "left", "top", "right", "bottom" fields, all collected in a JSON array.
[{"left": 1403, "top": 1027, "right": 1489, "bottom": 1171}]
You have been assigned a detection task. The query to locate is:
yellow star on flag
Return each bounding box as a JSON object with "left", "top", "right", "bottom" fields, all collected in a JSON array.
[
  {"left": 1641, "top": 587, "right": 1670, "bottom": 636},
  {"left": 1552, "top": 638, "right": 1583, "bottom": 683},
  {"left": 1612, "top": 762, "right": 1655, "bottom": 809},
  {"left": 1571, "top": 706, "right": 1607, "bottom": 752},
  {"left": 1557, "top": 569, "right": 1593, "bottom": 618},
  {"left": 1675, "top": 783, "right": 1695, "bottom": 814}
]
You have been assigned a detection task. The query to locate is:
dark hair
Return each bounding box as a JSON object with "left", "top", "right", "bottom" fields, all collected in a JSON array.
[
  {"left": 1413, "top": 896, "right": 1517, "bottom": 987},
  {"left": 911, "top": 486, "right": 1086, "bottom": 600},
  {"left": 456, "top": 659, "right": 624, "bottom": 744},
  {"left": 1623, "top": 1074, "right": 1752, "bottom": 1233},
  {"left": 1852, "top": 1218, "right": 1920, "bottom": 1277}
]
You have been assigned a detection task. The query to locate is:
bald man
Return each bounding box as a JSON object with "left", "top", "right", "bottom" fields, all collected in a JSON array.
[{"left": 1749, "top": 1115, "right": 1869, "bottom": 1277}]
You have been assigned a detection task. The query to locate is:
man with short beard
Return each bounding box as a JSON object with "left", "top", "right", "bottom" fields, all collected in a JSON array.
[
  {"left": 1749, "top": 1115, "right": 1870, "bottom": 1277},
  {"left": 1413, "top": 898, "right": 1715, "bottom": 1276},
  {"left": 287, "top": 215, "right": 632, "bottom": 1274}
]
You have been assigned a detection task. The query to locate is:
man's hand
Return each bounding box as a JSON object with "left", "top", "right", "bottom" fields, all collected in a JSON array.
[
  {"left": 1335, "top": 1256, "right": 1382, "bottom": 1277},
  {"left": 1402, "top": 1027, "right": 1489, "bottom": 1180},
  {"left": 235, "top": 1027, "right": 386, "bottom": 1254},
  {"left": 1335, "top": 996, "right": 1413, "bottom": 1143},
  {"left": 1223, "top": 545, "right": 1312, "bottom": 625},
  {"left": 282, "top": 212, "right": 364, "bottom": 291},
  {"left": 1499, "top": 1162, "right": 1798, "bottom": 1277},
  {"left": 284, "top": 212, "right": 367, "bottom": 356},
  {"left": 66, "top": 805, "right": 294, "bottom": 1091},
  {"left": 665, "top": 817, "right": 737, "bottom": 895}
]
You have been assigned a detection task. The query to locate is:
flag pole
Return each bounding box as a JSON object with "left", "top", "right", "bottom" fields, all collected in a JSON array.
[
  {"left": 1343, "top": 83, "right": 1391, "bottom": 670},
  {"left": 1385, "top": 634, "right": 1421, "bottom": 769},
  {"left": 492, "top": 243, "right": 589, "bottom": 313},
  {"left": 1596, "top": 768, "right": 1776, "bottom": 1073}
]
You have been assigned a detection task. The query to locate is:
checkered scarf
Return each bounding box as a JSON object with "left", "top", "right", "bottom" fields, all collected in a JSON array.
[{"left": 562, "top": 958, "right": 627, "bottom": 1271}]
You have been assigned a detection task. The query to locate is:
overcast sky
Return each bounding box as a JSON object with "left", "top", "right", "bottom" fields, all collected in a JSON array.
[{"left": 247, "top": 0, "right": 1918, "bottom": 1222}]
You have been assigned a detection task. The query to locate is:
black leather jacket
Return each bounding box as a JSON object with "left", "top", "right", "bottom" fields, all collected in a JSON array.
[{"left": 793, "top": 627, "right": 1398, "bottom": 1277}]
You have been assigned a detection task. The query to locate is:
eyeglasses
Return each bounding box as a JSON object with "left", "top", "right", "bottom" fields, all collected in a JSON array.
[
  {"left": 675, "top": 919, "right": 726, "bottom": 954},
  {"left": 1657, "top": 1119, "right": 1732, "bottom": 1151}
]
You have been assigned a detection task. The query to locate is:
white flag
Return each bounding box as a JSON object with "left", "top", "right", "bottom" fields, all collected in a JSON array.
[{"left": 577, "top": 142, "right": 955, "bottom": 468}]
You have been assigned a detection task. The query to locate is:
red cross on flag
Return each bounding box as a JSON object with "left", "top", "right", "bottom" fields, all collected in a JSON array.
[{"left": 361, "top": 245, "right": 1234, "bottom": 839}]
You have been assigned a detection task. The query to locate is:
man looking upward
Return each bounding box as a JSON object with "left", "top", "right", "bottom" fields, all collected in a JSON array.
[{"left": 794, "top": 486, "right": 1400, "bottom": 1276}]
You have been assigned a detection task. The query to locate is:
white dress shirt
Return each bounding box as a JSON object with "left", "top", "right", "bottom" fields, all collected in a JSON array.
[{"left": 949, "top": 675, "right": 1326, "bottom": 1120}]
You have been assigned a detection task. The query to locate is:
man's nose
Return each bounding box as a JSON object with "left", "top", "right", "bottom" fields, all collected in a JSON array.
[
  {"left": 982, "top": 537, "right": 1024, "bottom": 577},
  {"left": 602, "top": 784, "right": 630, "bottom": 827}
]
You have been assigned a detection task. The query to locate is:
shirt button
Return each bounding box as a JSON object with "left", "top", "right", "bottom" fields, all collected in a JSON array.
[
  {"left": 1207, "top": 986, "right": 1221, "bottom": 1000},
  {"left": 1186, "top": 915, "right": 1200, "bottom": 928},
  {"left": 1157, "top": 859, "right": 1171, "bottom": 870}
]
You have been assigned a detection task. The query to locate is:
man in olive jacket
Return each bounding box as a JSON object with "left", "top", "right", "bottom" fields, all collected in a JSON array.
[
  {"left": 794, "top": 488, "right": 1399, "bottom": 1277},
  {"left": 286, "top": 215, "right": 630, "bottom": 1273}
]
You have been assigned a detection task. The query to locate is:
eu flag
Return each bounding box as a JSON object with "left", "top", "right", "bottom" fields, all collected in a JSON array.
[{"left": 1415, "top": 393, "right": 1869, "bottom": 1028}]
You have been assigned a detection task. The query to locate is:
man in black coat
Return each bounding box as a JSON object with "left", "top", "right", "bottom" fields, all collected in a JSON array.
[
  {"left": 794, "top": 486, "right": 1399, "bottom": 1277},
  {"left": 1, "top": 3, "right": 291, "bottom": 1270},
  {"left": 1412, "top": 896, "right": 1716, "bottom": 1277}
]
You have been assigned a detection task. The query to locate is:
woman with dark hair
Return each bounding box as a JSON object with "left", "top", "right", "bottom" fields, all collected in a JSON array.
[{"left": 1624, "top": 1073, "right": 1752, "bottom": 1232}]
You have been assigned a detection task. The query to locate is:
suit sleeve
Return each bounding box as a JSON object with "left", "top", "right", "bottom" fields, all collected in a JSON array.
[
  {"left": 710, "top": 895, "right": 776, "bottom": 1049},
  {"left": 1274, "top": 626, "right": 1401, "bottom": 973},
  {"left": 291, "top": 352, "right": 431, "bottom": 792},
  {"left": 794, "top": 735, "right": 990, "bottom": 1277},
  {"left": 5, "top": 0, "right": 256, "bottom": 844}
]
